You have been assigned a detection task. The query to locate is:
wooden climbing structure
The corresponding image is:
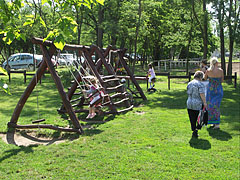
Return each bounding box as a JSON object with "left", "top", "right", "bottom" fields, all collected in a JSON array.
[{"left": 8, "top": 37, "right": 147, "bottom": 134}]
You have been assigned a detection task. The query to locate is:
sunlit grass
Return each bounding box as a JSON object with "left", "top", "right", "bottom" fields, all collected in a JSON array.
[{"left": 0, "top": 67, "right": 239, "bottom": 179}]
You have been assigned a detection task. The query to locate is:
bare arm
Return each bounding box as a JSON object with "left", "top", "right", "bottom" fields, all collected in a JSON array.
[
  {"left": 203, "top": 70, "right": 208, "bottom": 80},
  {"left": 200, "top": 93, "right": 207, "bottom": 108},
  {"left": 221, "top": 69, "right": 224, "bottom": 82}
]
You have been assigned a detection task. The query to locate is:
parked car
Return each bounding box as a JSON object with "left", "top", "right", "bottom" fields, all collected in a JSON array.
[
  {"left": 57, "top": 53, "right": 76, "bottom": 66},
  {"left": 2, "top": 53, "right": 43, "bottom": 70}
]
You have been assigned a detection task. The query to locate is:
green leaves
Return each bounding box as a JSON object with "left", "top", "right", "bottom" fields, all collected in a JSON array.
[
  {"left": 54, "top": 34, "right": 66, "bottom": 50},
  {"left": 96, "top": 0, "right": 104, "bottom": 5},
  {"left": 0, "top": 67, "right": 7, "bottom": 76},
  {"left": 0, "top": 0, "right": 104, "bottom": 47}
]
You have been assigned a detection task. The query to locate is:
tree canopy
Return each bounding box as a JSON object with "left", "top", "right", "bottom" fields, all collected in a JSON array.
[{"left": 0, "top": 0, "right": 239, "bottom": 74}]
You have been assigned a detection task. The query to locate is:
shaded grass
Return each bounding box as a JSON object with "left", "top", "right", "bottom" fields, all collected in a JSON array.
[{"left": 0, "top": 68, "right": 239, "bottom": 179}]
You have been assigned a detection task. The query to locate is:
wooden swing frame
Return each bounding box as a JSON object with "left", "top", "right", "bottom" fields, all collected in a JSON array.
[{"left": 8, "top": 37, "right": 147, "bottom": 134}]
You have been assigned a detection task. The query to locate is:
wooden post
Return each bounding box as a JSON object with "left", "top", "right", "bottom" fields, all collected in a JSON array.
[
  {"left": 8, "top": 71, "right": 11, "bottom": 82},
  {"left": 168, "top": 72, "right": 170, "bottom": 90},
  {"left": 119, "top": 52, "right": 147, "bottom": 101},
  {"left": 40, "top": 45, "right": 82, "bottom": 133},
  {"left": 188, "top": 72, "right": 191, "bottom": 82},
  {"left": 147, "top": 77, "right": 148, "bottom": 90},
  {"left": 24, "top": 70, "right": 26, "bottom": 84},
  {"left": 234, "top": 72, "right": 237, "bottom": 88}
]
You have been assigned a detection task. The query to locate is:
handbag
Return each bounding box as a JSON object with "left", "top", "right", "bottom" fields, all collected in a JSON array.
[{"left": 197, "top": 107, "right": 208, "bottom": 128}]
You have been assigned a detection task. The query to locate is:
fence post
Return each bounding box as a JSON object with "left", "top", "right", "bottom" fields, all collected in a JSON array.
[
  {"left": 147, "top": 77, "right": 148, "bottom": 90},
  {"left": 8, "top": 71, "right": 11, "bottom": 82},
  {"left": 234, "top": 72, "right": 237, "bottom": 88},
  {"left": 188, "top": 72, "right": 191, "bottom": 82},
  {"left": 168, "top": 72, "right": 170, "bottom": 90},
  {"left": 24, "top": 70, "right": 26, "bottom": 84}
]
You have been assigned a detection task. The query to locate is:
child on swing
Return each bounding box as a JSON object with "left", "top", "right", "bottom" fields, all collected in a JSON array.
[
  {"left": 147, "top": 63, "right": 156, "bottom": 89},
  {"left": 85, "top": 77, "right": 103, "bottom": 119}
]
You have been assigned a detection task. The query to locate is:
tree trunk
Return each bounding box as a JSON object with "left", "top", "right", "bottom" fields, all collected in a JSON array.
[
  {"left": 192, "top": 0, "right": 208, "bottom": 59},
  {"left": 203, "top": 0, "right": 208, "bottom": 59},
  {"left": 132, "top": 0, "right": 142, "bottom": 74},
  {"left": 227, "top": 0, "right": 233, "bottom": 76},
  {"left": 97, "top": 6, "right": 104, "bottom": 48},
  {"left": 219, "top": 0, "right": 226, "bottom": 75},
  {"left": 186, "top": 11, "right": 194, "bottom": 75}
]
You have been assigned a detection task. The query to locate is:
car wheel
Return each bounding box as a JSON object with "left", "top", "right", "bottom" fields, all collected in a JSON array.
[{"left": 28, "top": 64, "right": 34, "bottom": 71}]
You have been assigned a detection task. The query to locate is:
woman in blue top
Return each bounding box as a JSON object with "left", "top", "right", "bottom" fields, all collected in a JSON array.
[
  {"left": 204, "top": 57, "right": 224, "bottom": 129},
  {"left": 187, "top": 71, "right": 207, "bottom": 138}
]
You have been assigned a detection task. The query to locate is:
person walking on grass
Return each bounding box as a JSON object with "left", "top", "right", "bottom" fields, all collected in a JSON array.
[
  {"left": 204, "top": 57, "right": 224, "bottom": 129},
  {"left": 187, "top": 71, "right": 207, "bottom": 138}
]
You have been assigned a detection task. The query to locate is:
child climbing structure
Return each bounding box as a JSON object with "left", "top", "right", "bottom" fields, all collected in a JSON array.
[{"left": 8, "top": 37, "right": 147, "bottom": 134}]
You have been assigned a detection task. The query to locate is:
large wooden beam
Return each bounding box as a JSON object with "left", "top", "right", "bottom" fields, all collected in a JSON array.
[
  {"left": 9, "top": 45, "right": 55, "bottom": 125},
  {"left": 40, "top": 45, "right": 83, "bottom": 133},
  {"left": 118, "top": 52, "right": 147, "bottom": 101}
]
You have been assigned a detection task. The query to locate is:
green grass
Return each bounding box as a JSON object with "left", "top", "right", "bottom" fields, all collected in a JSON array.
[{"left": 0, "top": 68, "right": 239, "bottom": 179}]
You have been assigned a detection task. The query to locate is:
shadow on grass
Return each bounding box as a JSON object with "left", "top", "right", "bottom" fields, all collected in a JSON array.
[
  {"left": 189, "top": 137, "right": 211, "bottom": 150},
  {"left": 207, "top": 128, "right": 232, "bottom": 141},
  {"left": 0, "top": 144, "right": 37, "bottom": 163},
  {"left": 4, "top": 130, "right": 80, "bottom": 146}
]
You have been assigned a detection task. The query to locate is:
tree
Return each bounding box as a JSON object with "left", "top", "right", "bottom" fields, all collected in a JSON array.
[
  {"left": 0, "top": 0, "right": 105, "bottom": 50},
  {"left": 226, "top": 0, "right": 239, "bottom": 76},
  {"left": 191, "top": 0, "right": 208, "bottom": 59}
]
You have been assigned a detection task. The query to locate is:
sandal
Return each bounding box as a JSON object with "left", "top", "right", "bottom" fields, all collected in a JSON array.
[
  {"left": 90, "top": 113, "right": 96, "bottom": 119},
  {"left": 86, "top": 114, "right": 92, "bottom": 119}
]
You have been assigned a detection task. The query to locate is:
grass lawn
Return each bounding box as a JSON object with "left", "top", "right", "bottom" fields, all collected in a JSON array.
[{"left": 0, "top": 68, "right": 239, "bottom": 180}]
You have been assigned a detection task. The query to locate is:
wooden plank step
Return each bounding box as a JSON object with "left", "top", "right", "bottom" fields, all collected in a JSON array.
[
  {"left": 105, "top": 105, "right": 134, "bottom": 114},
  {"left": 106, "top": 84, "right": 123, "bottom": 90},
  {"left": 101, "top": 101, "right": 111, "bottom": 106},
  {"left": 103, "top": 78, "right": 120, "bottom": 83},
  {"left": 70, "top": 97, "right": 83, "bottom": 103},
  {"left": 101, "top": 75, "right": 115, "bottom": 79},
  {"left": 110, "top": 92, "right": 127, "bottom": 99},
  {"left": 113, "top": 98, "right": 129, "bottom": 106},
  {"left": 117, "top": 105, "right": 134, "bottom": 113}
]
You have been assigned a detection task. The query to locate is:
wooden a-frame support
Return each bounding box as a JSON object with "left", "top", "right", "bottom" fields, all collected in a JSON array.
[
  {"left": 8, "top": 38, "right": 83, "bottom": 134},
  {"left": 8, "top": 37, "right": 147, "bottom": 133}
]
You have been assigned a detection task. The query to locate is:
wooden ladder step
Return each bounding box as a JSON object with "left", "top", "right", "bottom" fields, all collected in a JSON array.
[
  {"left": 70, "top": 97, "right": 83, "bottom": 103},
  {"left": 117, "top": 105, "right": 134, "bottom": 113},
  {"left": 106, "top": 84, "right": 123, "bottom": 91},
  {"left": 105, "top": 105, "right": 134, "bottom": 114},
  {"left": 113, "top": 98, "right": 129, "bottom": 106},
  {"left": 103, "top": 78, "right": 120, "bottom": 83},
  {"left": 110, "top": 92, "right": 127, "bottom": 99},
  {"left": 101, "top": 101, "right": 111, "bottom": 106},
  {"left": 101, "top": 75, "right": 115, "bottom": 79}
]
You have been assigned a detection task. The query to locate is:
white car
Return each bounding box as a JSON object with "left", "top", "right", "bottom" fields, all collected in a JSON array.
[
  {"left": 2, "top": 53, "right": 43, "bottom": 70},
  {"left": 57, "top": 54, "right": 76, "bottom": 66}
]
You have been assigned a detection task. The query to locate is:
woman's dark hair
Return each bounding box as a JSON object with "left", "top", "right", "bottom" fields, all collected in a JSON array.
[{"left": 193, "top": 71, "right": 204, "bottom": 79}]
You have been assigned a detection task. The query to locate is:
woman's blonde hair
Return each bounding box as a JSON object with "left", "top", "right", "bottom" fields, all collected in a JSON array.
[{"left": 209, "top": 57, "right": 218, "bottom": 71}]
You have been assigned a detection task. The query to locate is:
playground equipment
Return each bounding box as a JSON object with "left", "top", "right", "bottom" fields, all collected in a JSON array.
[{"left": 7, "top": 37, "right": 147, "bottom": 134}]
